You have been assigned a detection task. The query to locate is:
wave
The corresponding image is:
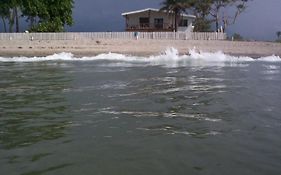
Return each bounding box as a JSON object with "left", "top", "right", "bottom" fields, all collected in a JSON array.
[{"left": 0, "top": 48, "right": 280, "bottom": 65}]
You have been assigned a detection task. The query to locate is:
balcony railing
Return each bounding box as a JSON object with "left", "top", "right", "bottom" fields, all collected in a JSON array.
[{"left": 126, "top": 23, "right": 174, "bottom": 32}]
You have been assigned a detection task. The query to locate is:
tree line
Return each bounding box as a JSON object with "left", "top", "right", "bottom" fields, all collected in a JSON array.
[
  {"left": 161, "top": 0, "right": 251, "bottom": 32},
  {"left": 0, "top": 0, "right": 74, "bottom": 32}
]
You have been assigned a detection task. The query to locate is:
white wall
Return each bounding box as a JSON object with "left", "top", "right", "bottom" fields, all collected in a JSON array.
[
  {"left": 125, "top": 10, "right": 173, "bottom": 28},
  {"left": 125, "top": 11, "right": 195, "bottom": 32}
]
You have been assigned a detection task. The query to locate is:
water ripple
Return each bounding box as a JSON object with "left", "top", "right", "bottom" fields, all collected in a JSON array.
[{"left": 98, "top": 110, "right": 222, "bottom": 122}]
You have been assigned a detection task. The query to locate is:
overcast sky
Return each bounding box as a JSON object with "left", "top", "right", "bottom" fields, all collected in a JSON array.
[{"left": 69, "top": 0, "right": 281, "bottom": 41}]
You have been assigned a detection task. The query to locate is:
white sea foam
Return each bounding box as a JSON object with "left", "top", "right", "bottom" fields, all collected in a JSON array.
[{"left": 0, "top": 48, "right": 280, "bottom": 66}]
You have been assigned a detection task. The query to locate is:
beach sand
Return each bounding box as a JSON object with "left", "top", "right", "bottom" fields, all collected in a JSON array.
[{"left": 0, "top": 39, "right": 280, "bottom": 57}]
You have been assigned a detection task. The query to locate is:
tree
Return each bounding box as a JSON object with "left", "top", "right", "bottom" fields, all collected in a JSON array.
[
  {"left": 0, "top": 0, "right": 9, "bottom": 32},
  {"left": 21, "top": 0, "right": 49, "bottom": 28},
  {"left": 29, "top": 0, "right": 74, "bottom": 32},
  {"left": 0, "top": 0, "right": 23, "bottom": 33},
  {"left": 161, "top": 0, "right": 195, "bottom": 32},
  {"left": 193, "top": 17, "right": 212, "bottom": 32},
  {"left": 6, "top": 0, "right": 22, "bottom": 32},
  {"left": 160, "top": 0, "right": 250, "bottom": 32},
  {"left": 209, "top": 0, "right": 250, "bottom": 32},
  {"left": 0, "top": 0, "right": 74, "bottom": 32},
  {"left": 232, "top": 32, "right": 244, "bottom": 41},
  {"left": 192, "top": 0, "right": 213, "bottom": 31},
  {"left": 277, "top": 31, "right": 281, "bottom": 39}
]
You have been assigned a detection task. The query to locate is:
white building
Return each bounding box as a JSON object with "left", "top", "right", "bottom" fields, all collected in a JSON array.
[{"left": 121, "top": 8, "right": 196, "bottom": 32}]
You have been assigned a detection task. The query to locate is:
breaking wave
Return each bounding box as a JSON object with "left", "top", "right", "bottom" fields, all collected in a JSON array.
[{"left": 0, "top": 48, "right": 280, "bottom": 67}]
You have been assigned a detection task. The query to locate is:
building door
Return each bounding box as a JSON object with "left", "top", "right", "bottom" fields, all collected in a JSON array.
[{"left": 154, "top": 18, "right": 164, "bottom": 29}]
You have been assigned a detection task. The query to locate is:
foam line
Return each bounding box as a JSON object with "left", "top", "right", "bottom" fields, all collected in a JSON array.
[{"left": 0, "top": 48, "right": 280, "bottom": 64}]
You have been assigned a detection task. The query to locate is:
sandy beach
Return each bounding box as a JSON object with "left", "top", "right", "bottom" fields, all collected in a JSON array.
[{"left": 0, "top": 39, "right": 280, "bottom": 57}]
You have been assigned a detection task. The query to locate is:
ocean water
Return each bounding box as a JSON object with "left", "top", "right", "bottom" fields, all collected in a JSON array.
[{"left": 0, "top": 49, "right": 281, "bottom": 175}]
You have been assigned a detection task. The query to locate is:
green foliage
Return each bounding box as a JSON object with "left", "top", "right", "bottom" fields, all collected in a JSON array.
[
  {"left": 0, "top": 0, "right": 9, "bottom": 32},
  {"left": 193, "top": 17, "right": 212, "bottom": 32},
  {"left": 0, "top": 0, "right": 74, "bottom": 32},
  {"left": 232, "top": 33, "right": 244, "bottom": 41},
  {"left": 161, "top": 0, "right": 251, "bottom": 32},
  {"left": 30, "top": 18, "right": 64, "bottom": 32},
  {"left": 28, "top": 0, "right": 74, "bottom": 32},
  {"left": 0, "top": 0, "right": 9, "bottom": 17},
  {"left": 193, "top": 0, "right": 212, "bottom": 18},
  {"left": 21, "top": 0, "right": 49, "bottom": 19},
  {"left": 160, "top": 0, "right": 196, "bottom": 32},
  {"left": 192, "top": 0, "right": 213, "bottom": 31}
]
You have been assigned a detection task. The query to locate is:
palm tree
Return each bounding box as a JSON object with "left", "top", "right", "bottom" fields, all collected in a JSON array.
[{"left": 160, "top": 0, "right": 195, "bottom": 32}]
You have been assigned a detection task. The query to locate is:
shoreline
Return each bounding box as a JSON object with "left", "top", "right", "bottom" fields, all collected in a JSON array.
[{"left": 0, "top": 39, "right": 280, "bottom": 58}]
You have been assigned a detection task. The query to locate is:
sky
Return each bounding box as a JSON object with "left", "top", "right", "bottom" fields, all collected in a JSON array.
[{"left": 69, "top": 0, "right": 281, "bottom": 41}]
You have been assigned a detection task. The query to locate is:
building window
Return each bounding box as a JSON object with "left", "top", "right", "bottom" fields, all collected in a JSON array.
[
  {"left": 179, "top": 19, "right": 188, "bottom": 27},
  {"left": 139, "top": 17, "right": 150, "bottom": 28},
  {"left": 154, "top": 18, "right": 164, "bottom": 29}
]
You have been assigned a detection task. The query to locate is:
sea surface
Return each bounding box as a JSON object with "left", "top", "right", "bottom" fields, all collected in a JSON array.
[{"left": 1, "top": 49, "right": 281, "bottom": 175}]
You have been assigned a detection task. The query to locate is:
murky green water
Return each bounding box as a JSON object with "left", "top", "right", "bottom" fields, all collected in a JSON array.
[{"left": 1, "top": 59, "right": 281, "bottom": 175}]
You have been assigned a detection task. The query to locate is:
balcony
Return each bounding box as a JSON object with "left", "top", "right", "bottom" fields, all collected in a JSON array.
[{"left": 125, "top": 23, "right": 174, "bottom": 32}]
